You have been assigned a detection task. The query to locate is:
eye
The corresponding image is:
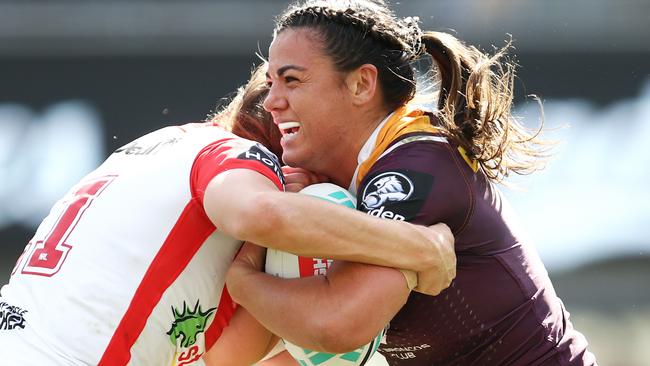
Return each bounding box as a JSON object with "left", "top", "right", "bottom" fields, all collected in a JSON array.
[
  {"left": 284, "top": 76, "right": 299, "bottom": 84},
  {"left": 265, "top": 79, "right": 273, "bottom": 88}
]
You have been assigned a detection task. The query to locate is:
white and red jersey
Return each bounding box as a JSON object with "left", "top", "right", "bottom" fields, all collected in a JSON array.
[{"left": 0, "top": 122, "right": 284, "bottom": 365}]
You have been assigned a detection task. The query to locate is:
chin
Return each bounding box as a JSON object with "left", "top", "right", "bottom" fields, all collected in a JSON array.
[
  {"left": 282, "top": 150, "right": 313, "bottom": 171},
  {"left": 281, "top": 151, "right": 301, "bottom": 168}
]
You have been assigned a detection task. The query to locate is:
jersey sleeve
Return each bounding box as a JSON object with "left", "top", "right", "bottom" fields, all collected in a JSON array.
[
  {"left": 191, "top": 138, "right": 285, "bottom": 205},
  {"left": 357, "top": 139, "right": 473, "bottom": 233}
]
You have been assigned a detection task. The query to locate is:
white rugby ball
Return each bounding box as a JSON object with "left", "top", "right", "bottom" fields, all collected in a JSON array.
[{"left": 265, "top": 183, "right": 385, "bottom": 366}]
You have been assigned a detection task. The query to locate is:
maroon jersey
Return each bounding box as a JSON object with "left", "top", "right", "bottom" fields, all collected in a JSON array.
[{"left": 357, "top": 134, "right": 596, "bottom": 365}]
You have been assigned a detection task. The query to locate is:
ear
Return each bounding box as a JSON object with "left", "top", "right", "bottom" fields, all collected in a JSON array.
[{"left": 344, "top": 64, "right": 379, "bottom": 106}]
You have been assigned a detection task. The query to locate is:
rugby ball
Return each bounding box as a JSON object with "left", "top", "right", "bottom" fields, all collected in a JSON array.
[{"left": 265, "top": 183, "right": 385, "bottom": 366}]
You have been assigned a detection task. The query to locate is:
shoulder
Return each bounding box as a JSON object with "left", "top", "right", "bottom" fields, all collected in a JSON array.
[
  {"left": 358, "top": 135, "right": 474, "bottom": 229},
  {"left": 377, "top": 133, "right": 461, "bottom": 170},
  {"left": 194, "top": 136, "right": 281, "bottom": 177},
  {"left": 191, "top": 136, "right": 284, "bottom": 203}
]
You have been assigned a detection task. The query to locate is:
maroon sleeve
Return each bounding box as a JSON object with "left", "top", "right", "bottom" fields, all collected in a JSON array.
[
  {"left": 357, "top": 139, "right": 473, "bottom": 234},
  {"left": 190, "top": 138, "right": 285, "bottom": 206}
]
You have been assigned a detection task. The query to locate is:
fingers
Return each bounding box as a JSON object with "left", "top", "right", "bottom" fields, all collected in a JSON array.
[
  {"left": 413, "top": 271, "right": 443, "bottom": 296},
  {"left": 285, "top": 183, "right": 306, "bottom": 193},
  {"left": 233, "top": 242, "right": 267, "bottom": 271},
  {"left": 281, "top": 166, "right": 329, "bottom": 192},
  {"left": 226, "top": 243, "right": 267, "bottom": 302},
  {"left": 413, "top": 265, "right": 455, "bottom": 296},
  {"left": 429, "top": 223, "right": 456, "bottom": 276},
  {"left": 429, "top": 223, "right": 453, "bottom": 244},
  {"left": 280, "top": 166, "right": 308, "bottom": 175},
  {"left": 413, "top": 222, "right": 457, "bottom": 296},
  {"left": 413, "top": 257, "right": 455, "bottom": 295}
]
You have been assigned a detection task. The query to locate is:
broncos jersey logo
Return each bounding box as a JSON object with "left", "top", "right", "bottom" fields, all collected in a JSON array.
[{"left": 362, "top": 173, "right": 414, "bottom": 209}]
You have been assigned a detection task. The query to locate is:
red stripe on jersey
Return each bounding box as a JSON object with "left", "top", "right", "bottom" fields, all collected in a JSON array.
[
  {"left": 191, "top": 139, "right": 284, "bottom": 205},
  {"left": 98, "top": 199, "right": 215, "bottom": 366},
  {"left": 204, "top": 286, "right": 236, "bottom": 350}
]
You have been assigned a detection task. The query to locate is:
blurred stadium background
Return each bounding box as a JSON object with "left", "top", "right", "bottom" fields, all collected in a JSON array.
[{"left": 0, "top": 0, "right": 648, "bottom": 364}]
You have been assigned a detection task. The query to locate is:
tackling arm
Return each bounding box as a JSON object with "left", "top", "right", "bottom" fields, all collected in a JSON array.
[
  {"left": 203, "top": 168, "right": 455, "bottom": 294},
  {"left": 226, "top": 243, "right": 410, "bottom": 353}
]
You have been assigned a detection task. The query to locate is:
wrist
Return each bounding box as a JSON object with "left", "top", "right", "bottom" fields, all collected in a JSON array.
[{"left": 409, "top": 224, "right": 439, "bottom": 272}]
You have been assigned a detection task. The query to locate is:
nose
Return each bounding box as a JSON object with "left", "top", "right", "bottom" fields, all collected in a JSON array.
[{"left": 263, "top": 84, "right": 288, "bottom": 113}]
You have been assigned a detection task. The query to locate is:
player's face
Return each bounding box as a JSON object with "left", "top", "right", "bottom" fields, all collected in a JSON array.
[{"left": 263, "top": 28, "right": 362, "bottom": 184}]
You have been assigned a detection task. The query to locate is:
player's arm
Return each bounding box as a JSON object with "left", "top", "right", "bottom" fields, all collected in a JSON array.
[
  {"left": 203, "top": 168, "right": 455, "bottom": 294},
  {"left": 203, "top": 306, "right": 279, "bottom": 366},
  {"left": 227, "top": 144, "right": 464, "bottom": 353},
  {"left": 226, "top": 243, "right": 409, "bottom": 353}
]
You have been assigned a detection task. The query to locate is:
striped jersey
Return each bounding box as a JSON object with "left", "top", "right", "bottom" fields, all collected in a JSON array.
[{"left": 0, "top": 122, "right": 284, "bottom": 365}]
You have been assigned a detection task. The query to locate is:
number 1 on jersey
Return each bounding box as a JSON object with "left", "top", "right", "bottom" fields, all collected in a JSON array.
[{"left": 17, "top": 176, "right": 116, "bottom": 277}]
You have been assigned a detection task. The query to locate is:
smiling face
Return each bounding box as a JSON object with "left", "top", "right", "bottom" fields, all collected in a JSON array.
[{"left": 263, "top": 28, "right": 375, "bottom": 186}]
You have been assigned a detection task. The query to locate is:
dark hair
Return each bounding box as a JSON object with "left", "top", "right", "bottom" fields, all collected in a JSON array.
[
  {"left": 276, "top": 0, "right": 421, "bottom": 112},
  {"left": 275, "top": 0, "right": 550, "bottom": 182},
  {"left": 209, "top": 64, "right": 283, "bottom": 158}
]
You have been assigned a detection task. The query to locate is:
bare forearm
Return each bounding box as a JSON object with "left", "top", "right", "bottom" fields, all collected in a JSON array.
[
  {"left": 243, "top": 191, "right": 441, "bottom": 272},
  {"left": 231, "top": 272, "right": 334, "bottom": 351},
  {"left": 205, "top": 170, "right": 455, "bottom": 295},
  {"left": 227, "top": 260, "right": 408, "bottom": 353}
]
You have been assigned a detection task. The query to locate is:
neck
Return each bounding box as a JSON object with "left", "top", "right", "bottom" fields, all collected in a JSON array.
[
  {"left": 311, "top": 138, "right": 359, "bottom": 188},
  {"left": 326, "top": 162, "right": 357, "bottom": 189}
]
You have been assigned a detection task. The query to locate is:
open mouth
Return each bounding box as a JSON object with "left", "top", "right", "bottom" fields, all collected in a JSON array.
[{"left": 278, "top": 121, "right": 301, "bottom": 136}]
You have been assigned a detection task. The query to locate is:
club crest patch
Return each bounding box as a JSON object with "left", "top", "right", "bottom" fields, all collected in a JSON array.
[
  {"left": 167, "top": 300, "right": 216, "bottom": 366},
  {"left": 361, "top": 172, "right": 414, "bottom": 210}
]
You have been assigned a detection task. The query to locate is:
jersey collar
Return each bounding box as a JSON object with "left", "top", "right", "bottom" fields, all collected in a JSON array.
[{"left": 348, "top": 111, "right": 396, "bottom": 195}]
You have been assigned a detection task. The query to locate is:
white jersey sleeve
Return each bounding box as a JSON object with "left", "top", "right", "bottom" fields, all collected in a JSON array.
[{"left": 0, "top": 123, "right": 283, "bottom": 366}]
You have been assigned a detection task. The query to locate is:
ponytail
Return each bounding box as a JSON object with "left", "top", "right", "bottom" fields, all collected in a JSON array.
[{"left": 421, "top": 32, "right": 550, "bottom": 183}]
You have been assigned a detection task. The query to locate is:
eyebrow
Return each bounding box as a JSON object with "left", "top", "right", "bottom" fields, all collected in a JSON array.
[{"left": 265, "top": 64, "right": 307, "bottom": 79}]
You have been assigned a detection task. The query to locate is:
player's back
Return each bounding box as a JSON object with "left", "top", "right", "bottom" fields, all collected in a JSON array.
[{"left": 0, "top": 123, "right": 247, "bottom": 365}]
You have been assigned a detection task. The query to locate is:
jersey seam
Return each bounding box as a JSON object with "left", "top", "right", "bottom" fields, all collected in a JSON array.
[
  {"left": 492, "top": 252, "right": 556, "bottom": 338},
  {"left": 445, "top": 143, "right": 474, "bottom": 235}
]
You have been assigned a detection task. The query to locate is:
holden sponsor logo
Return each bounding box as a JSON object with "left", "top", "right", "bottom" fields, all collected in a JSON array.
[
  {"left": 367, "top": 205, "right": 406, "bottom": 220},
  {"left": 238, "top": 144, "right": 285, "bottom": 186},
  {"left": 361, "top": 172, "right": 413, "bottom": 220},
  {"left": 0, "top": 301, "right": 28, "bottom": 330}
]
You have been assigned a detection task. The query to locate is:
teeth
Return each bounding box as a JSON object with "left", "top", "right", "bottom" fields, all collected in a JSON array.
[{"left": 278, "top": 121, "right": 301, "bottom": 132}]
